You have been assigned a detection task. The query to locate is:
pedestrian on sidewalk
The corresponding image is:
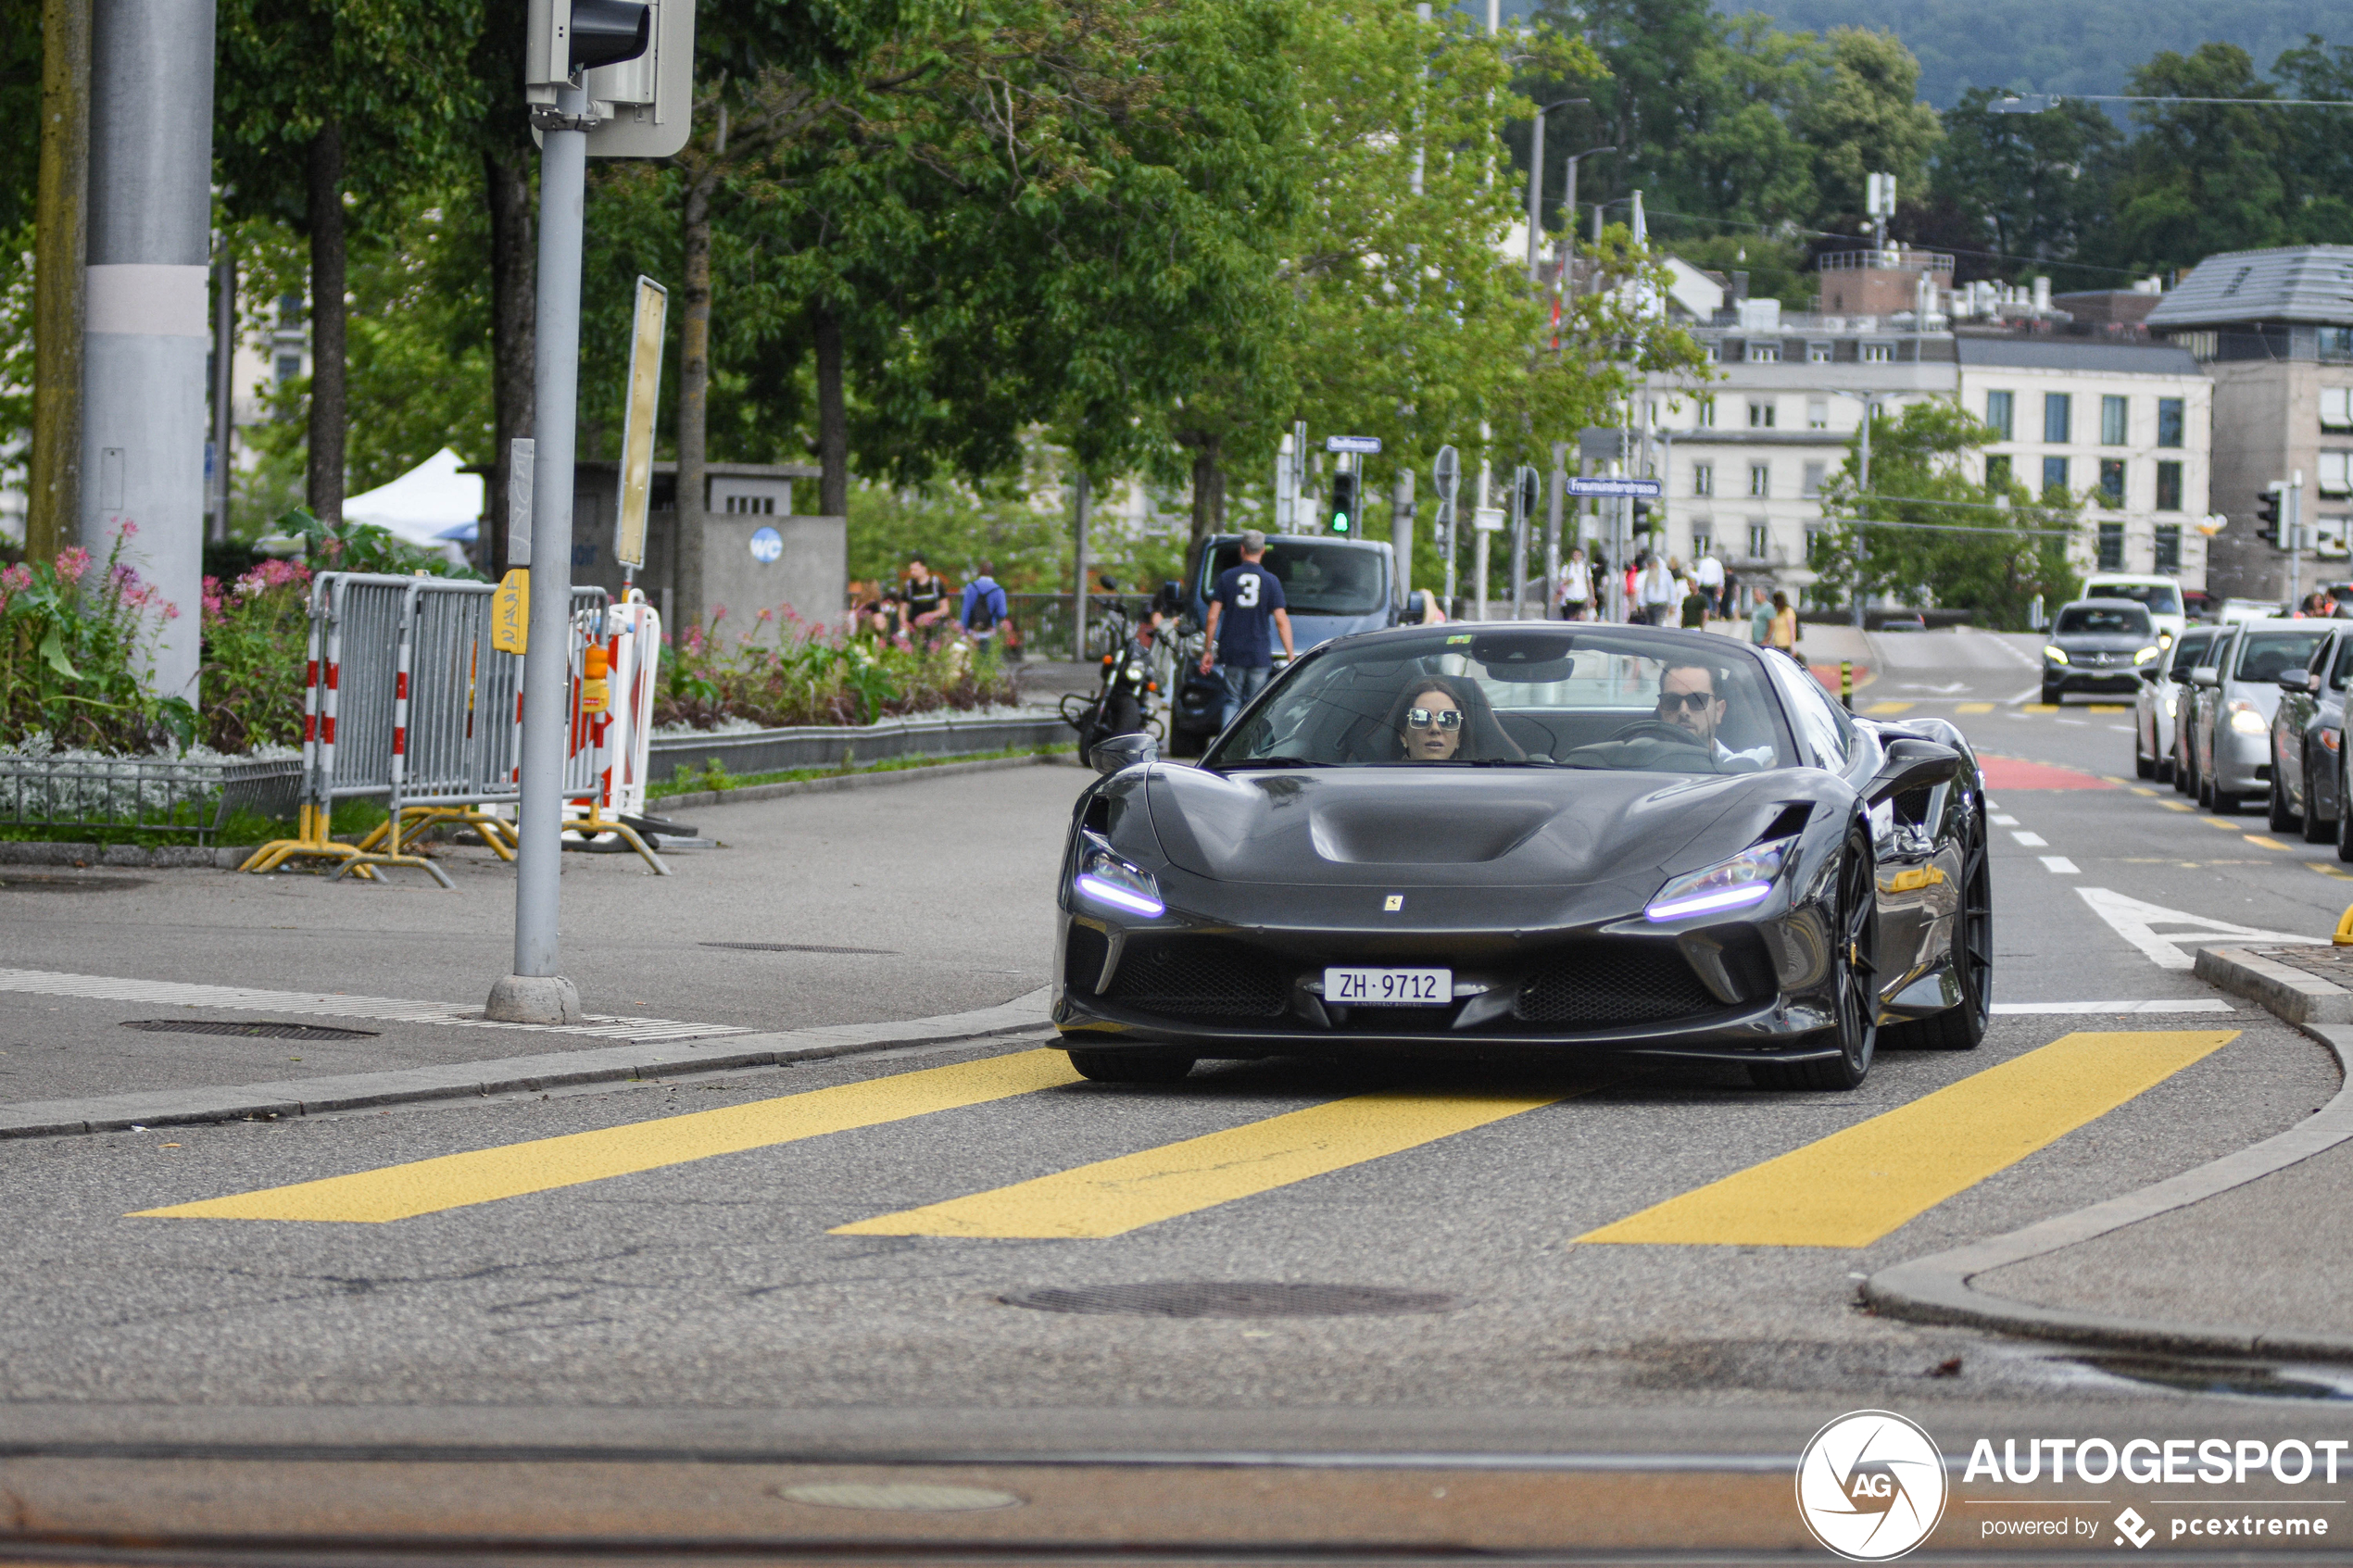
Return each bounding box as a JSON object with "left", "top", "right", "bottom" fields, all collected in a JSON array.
[
  {"left": 1679, "top": 576, "right": 1711, "bottom": 629},
  {"left": 1767, "top": 590, "right": 1800, "bottom": 657},
  {"left": 960, "top": 561, "right": 1009, "bottom": 643},
  {"left": 1695, "top": 548, "right": 1725, "bottom": 617},
  {"left": 1747, "top": 584, "right": 1774, "bottom": 646},
  {"left": 905, "top": 556, "right": 949, "bottom": 628},
  {"left": 1198, "top": 530, "right": 1294, "bottom": 729},
  {"left": 1558, "top": 546, "right": 1592, "bottom": 621},
  {"left": 1637, "top": 554, "right": 1679, "bottom": 626}
]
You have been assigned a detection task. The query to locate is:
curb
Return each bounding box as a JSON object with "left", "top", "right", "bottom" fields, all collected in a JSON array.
[
  {"left": 652, "top": 748, "right": 1078, "bottom": 813},
  {"left": 1862, "top": 1020, "right": 2353, "bottom": 1361},
  {"left": 2195, "top": 944, "right": 2353, "bottom": 1025},
  {"left": 0, "top": 842, "right": 245, "bottom": 870},
  {"left": 0, "top": 987, "right": 1055, "bottom": 1140}
]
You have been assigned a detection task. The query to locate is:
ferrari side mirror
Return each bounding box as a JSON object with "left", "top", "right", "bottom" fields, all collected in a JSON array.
[
  {"left": 1866, "top": 736, "right": 1961, "bottom": 805},
  {"left": 1092, "top": 732, "right": 1159, "bottom": 775}
]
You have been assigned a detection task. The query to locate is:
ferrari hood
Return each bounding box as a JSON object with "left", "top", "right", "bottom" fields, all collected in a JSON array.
[{"left": 1144, "top": 764, "right": 1807, "bottom": 888}]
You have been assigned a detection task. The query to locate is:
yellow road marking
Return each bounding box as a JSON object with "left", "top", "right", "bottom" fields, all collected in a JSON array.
[
  {"left": 1576, "top": 1031, "right": 2235, "bottom": 1248},
  {"left": 834, "top": 1085, "right": 1596, "bottom": 1239},
  {"left": 2199, "top": 817, "right": 2242, "bottom": 831},
  {"left": 1865, "top": 700, "right": 1915, "bottom": 715},
  {"left": 2129, "top": 786, "right": 2156, "bottom": 797},
  {"left": 1957, "top": 703, "right": 1994, "bottom": 715},
  {"left": 134, "top": 1050, "right": 1082, "bottom": 1223},
  {"left": 2245, "top": 834, "right": 2292, "bottom": 851},
  {"left": 2158, "top": 799, "right": 2193, "bottom": 811},
  {"left": 2308, "top": 862, "right": 2353, "bottom": 880},
  {"left": 2089, "top": 707, "right": 2128, "bottom": 715},
  {"left": 2021, "top": 704, "right": 2058, "bottom": 714}
]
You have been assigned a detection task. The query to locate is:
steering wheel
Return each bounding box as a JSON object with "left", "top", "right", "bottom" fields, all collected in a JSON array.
[{"left": 1604, "top": 719, "right": 1710, "bottom": 748}]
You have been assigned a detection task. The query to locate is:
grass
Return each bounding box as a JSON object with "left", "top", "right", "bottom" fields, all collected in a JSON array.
[
  {"left": 647, "top": 744, "right": 1073, "bottom": 801},
  {"left": 0, "top": 797, "right": 387, "bottom": 850}
]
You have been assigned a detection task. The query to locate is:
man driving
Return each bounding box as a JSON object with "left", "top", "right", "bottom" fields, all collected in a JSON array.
[{"left": 1658, "top": 658, "right": 1775, "bottom": 770}]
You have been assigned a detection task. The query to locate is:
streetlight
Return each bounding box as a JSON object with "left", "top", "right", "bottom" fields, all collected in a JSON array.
[
  {"left": 1523, "top": 102, "right": 1592, "bottom": 279},
  {"left": 1556, "top": 144, "right": 1615, "bottom": 272}
]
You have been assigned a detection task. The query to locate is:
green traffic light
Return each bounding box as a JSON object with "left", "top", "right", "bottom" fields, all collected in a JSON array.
[{"left": 1331, "top": 513, "right": 1350, "bottom": 533}]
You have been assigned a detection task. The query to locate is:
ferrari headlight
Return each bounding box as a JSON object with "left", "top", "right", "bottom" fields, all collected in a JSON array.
[
  {"left": 1645, "top": 838, "right": 1793, "bottom": 922},
  {"left": 2045, "top": 646, "right": 2070, "bottom": 665},
  {"left": 2134, "top": 646, "right": 2160, "bottom": 664},
  {"left": 1075, "top": 837, "right": 1164, "bottom": 918},
  {"left": 2228, "top": 702, "right": 2268, "bottom": 736}
]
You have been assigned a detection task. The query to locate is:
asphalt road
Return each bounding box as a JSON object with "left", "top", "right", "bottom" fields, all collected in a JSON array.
[{"left": 5, "top": 628, "right": 2350, "bottom": 1560}]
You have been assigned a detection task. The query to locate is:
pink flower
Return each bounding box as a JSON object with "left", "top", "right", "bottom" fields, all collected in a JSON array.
[
  {"left": 54, "top": 546, "right": 90, "bottom": 584},
  {"left": 3, "top": 563, "right": 31, "bottom": 593},
  {"left": 115, "top": 520, "right": 138, "bottom": 540},
  {"left": 161, "top": 601, "right": 180, "bottom": 621}
]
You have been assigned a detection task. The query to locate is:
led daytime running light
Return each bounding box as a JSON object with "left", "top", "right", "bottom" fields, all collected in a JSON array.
[
  {"left": 1644, "top": 882, "right": 1774, "bottom": 922},
  {"left": 1074, "top": 837, "right": 1164, "bottom": 918},
  {"left": 1644, "top": 838, "right": 1792, "bottom": 923}
]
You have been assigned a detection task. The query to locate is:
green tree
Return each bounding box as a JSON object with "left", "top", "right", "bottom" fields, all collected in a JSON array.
[
  {"left": 1929, "top": 88, "right": 2120, "bottom": 283},
  {"left": 1811, "top": 400, "right": 2078, "bottom": 629},
  {"left": 2270, "top": 35, "right": 2353, "bottom": 245},
  {"left": 2098, "top": 44, "right": 2288, "bottom": 274},
  {"left": 1787, "top": 27, "right": 1943, "bottom": 230}
]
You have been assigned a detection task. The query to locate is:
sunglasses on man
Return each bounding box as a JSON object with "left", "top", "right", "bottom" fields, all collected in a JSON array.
[
  {"left": 1656, "top": 690, "right": 1718, "bottom": 713},
  {"left": 1405, "top": 707, "right": 1465, "bottom": 731}
]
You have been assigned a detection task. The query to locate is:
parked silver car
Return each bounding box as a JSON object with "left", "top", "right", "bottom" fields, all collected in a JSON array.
[
  {"left": 2137, "top": 623, "right": 2216, "bottom": 784},
  {"left": 2188, "top": 621, "right": 2333, "bottom": 813}
]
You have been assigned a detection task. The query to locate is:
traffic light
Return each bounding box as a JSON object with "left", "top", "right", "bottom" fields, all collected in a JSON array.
[
  {"left": 526, "top": 0, "right": 698, "bottom": 160},
  {"left": 1328, "top": 470, "right": 1358, "bottom": 534},
  {"left": 2256, "top": 487, "right": 2284, "bottom": 545},
  {"left": 1631, "top": 497, "right": 1655, "bottom": 535}
]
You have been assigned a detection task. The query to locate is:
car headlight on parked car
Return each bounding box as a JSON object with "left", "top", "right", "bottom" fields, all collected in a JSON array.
[
  {"left": 2228, "top": 700, "right": 2268, "bottom": 736},
  {"left": 2158, "top": 632, "right": 2174, "bottom": 649},
  {"left": 2134, "top": 646, "right": 2160, "bottom": 664},
  {"left": 2044, "top": 646, "right": 2070, "bottom": 665},
  {"left": 1645, "top": 838, "right": 1793, "bottom": 922},
  {"left": 1074, "top": 835, "right": 1164, "bottom": 919}
]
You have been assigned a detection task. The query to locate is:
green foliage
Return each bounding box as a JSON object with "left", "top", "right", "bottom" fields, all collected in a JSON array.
[
  {"left": 657, "top": 616, "right": 1017, "bottom": 732},
  {"left": 1810, "top": 401, "right": 2080, "bottom": 631},
  {"left": 0, "top": 529, "right": 195, "bottom": 753},
  {"left": 847, "top": 476, "right": 1070, "bottom": 596},
  {"left": 271, "top": 508, "right": 483, "bottom": 581},
  {"left": 195, "top": 558, "right": 314, "bottom": 754},
  {"left": 1930, "top": 90, "right": 2121, "bottom": 282}
]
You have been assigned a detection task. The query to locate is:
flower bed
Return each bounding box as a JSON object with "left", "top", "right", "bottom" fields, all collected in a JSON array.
[{"left": 656, "top": 607, "right": 1018, "bottom": 731}]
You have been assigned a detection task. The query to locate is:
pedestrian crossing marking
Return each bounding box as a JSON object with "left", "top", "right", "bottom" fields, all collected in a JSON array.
[
  {"left": 1956, "top": 703, "right": 1994, "bottom": 714},
  {"left": 832, "top": 1085, "right": 1601, "bottom": 1239},
  {"left": 132, "top": 1050, "right": 1082, "bottom": 1224},
  {"left": 1574, "top": 1030, "right": 2235, "bottom": 1248},
  {"left": 1864, "top": 701, "right": 1914, "bottom": 715}
]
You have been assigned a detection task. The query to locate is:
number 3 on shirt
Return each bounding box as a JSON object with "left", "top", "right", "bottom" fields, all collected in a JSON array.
[{"left": 1234, "top": 573, "right": 1261, "bottom": 608}]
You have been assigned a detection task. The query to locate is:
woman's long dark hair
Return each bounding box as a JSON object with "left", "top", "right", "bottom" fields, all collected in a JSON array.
[{"left": 1378, "top": 673, "right": 1524, "bottom": 762}]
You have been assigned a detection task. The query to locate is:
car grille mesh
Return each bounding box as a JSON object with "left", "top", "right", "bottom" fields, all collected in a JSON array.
[
  {"left": 1515, "top": 943, "right": 1718, "bottom": 1026},
  {"left": 1107, "top": 937, "right": 1288, "bottom": 1018}
]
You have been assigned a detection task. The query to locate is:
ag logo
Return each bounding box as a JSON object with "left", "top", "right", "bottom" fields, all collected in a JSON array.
[{"left": 1795, "top": 1410, "right": 1947, "bottom": 1562}]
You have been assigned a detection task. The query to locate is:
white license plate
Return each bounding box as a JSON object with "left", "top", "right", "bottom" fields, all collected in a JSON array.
[{"left": 1325, "top": 967, "right": 1452, "bottom": 1006}]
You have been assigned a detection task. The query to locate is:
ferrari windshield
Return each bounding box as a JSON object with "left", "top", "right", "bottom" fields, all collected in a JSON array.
[{"left": 1209, "top": 626, "right": 1801, "bottom": 773}]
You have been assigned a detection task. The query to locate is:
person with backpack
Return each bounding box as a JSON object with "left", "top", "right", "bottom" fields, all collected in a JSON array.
[
  {"left": 1196, "top": 530, "right": 1294, "bottom": 729},
  {"left": 960, "top": 561, "right": 1009, "bottom": 642}
]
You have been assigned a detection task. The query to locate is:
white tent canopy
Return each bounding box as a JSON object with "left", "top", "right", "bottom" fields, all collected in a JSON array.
[{"left": 342, "top": 448, "right": 483, "bottom": 547}]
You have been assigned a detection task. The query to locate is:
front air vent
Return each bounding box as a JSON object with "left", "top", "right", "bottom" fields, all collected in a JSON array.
[
  {"left": 1107, "top": 937, "right": 1287, "bottom": 1018},
  {"left": 1515, "top": 943, "right": 1719, "bottom": 1027},
  {"left": 1758, "top": 802, "right": 1812, "bottom": 844}
]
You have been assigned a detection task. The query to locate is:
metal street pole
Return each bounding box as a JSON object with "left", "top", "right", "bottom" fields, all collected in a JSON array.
[
  {"left": 1852, "top": 402, "right": 1872, "bottom": 629},
  {"left": 2290, "top": 469, "right": 2305, "bottom": 606},
  {"left": 1074, "top": 470, "right": 1091, "bottom": 660},
  {"left": 29, "top": 0, "right": 90, "bottom": 564},
  {"left": 1391, "top": 467, "right": 1415, "bottom": 604},
  {"left": 209, "top": 246, "right": 233, "bottom": 544},
  {"left": 490, "top": 80, "right": 592, "bottom": 1027},
  {"left": 1545, "top": 442, "right": 1566, "bottom": 617}
]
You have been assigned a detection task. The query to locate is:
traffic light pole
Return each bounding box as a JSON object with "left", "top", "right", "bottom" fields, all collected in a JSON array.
[
  {"left": 488, "top": 80, "right": 591, "bottom": 1026},
  {"left": 2290, "top": 471, "right": 2305, "bottom": 608}
]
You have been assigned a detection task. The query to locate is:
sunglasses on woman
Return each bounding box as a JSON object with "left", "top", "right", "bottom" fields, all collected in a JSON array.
[{"left": 1405, "top": 707, "right": 1464, "bottom": 731}]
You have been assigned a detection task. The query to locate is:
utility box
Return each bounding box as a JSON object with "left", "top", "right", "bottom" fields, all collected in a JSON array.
[{"left": 569, "top": 460, "right": 838, "bottom": 639}]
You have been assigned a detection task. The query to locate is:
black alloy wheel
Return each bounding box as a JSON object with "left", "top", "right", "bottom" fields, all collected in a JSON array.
[
  {"left": 2308, "top": 758, "right": 2335, "bottom": 843},
  {"left": 1752, "top": 825, "right": 1880, "bottom": 1091},
  {"left": 1065, "top": 1048, "right": 1196, "bottom": 1084},
  {"left": 1881, "top": 812, "right": 1991, "bottom": 1052}
]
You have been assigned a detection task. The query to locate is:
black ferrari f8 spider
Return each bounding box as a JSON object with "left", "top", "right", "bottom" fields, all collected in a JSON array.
[{"left": 1053, "top": 623, "right": 1990, "bottom": 1090}]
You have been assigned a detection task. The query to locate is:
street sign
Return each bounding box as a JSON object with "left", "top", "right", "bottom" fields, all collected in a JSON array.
[
  {"left": 612, "top": 275, "right": 667, "bottom": 571},
  {"left": 492, "top": 570, "right": 531, "bottom": 655},
  {"left": 1567, "top": 476, "right": 1662, "bottom": 497},
  {"left": 1578, "top": 427, "right": 1624, "bottom": 461},
  {"left": 1432, "top": 445, "right": 1459, "bottom": 501},
  {"left": 1473, "top": 507, "right": 1505, "bottom": 533},
  {"left": 1326, "top": 434, "right": 1383, "bottom": 455}
]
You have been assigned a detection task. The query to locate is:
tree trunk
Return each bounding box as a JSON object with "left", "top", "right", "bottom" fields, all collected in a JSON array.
[
  {"left": 1188, "top": 436, "right": 1226, "bottom": 545},
  {"left": 813, "top": 305, "right": 848, "bottom": 517},
  {"left": 28, "top": 0, "right": 90, "bottom": 562},
  {"left": 484, "top": 147, "right": 535, "bottom": 577},
  {"left": 304, "top": 119, "right": 347, "bottom": 530},
  {"left": 674, "top": 171, "right": 713, "bottom": 627}
]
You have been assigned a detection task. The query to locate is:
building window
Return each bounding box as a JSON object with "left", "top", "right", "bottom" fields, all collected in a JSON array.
[
  {"left": 2042, "top": 456, "right": 2069, "bottom": 493},
  {"left": 1748, "top": 400, "right": 1775, "bottom": 429},
  {"left": 2098, "top": 458, "right": 2126, "bottom": 507},
  {"left": 1985, "top": 390, "right": 2013, "bottom": 439},
  {"left": 2044, "top": 392, "right": 2071, "bottom": 444},
  {"left": 1861, "top": 342, "right": 1894, "bottom": 363},
  {"left": 1691, "top": 524, "right": 1712, "bottom": 557},
  {"left": 1749, "top": 463, "right": 1770, "bottom": 498},
  {"left": 1987, "top": 454, "right": 2013, "bottom": 490},
  {"left": 2324, "top": 329, "right": 2353, "bottom": 360},
  {"left": 723, "top": 495, "right": 776, "bottom": 514},
  {"left": 274, "top": 353, "right": 303, "bottom": 383},
  {"left": 1704, "top": 341, "right": 1720, "bottom": 363},
  {"left": 276, "top": 293, "right": 304, "bottom": 326},
  {"left": 2321, "top": 452, "right": 2352, "bottom": 498},
  {"left": 2156, "top": 459, "right": 2183, "bottom": 510},
  {"left": 1696, "top": 396, "right": 1716, "bottom": 429},
  {"left": 1748, "top": 521, "right": 1772, "bottom": 559},
  {"left": 2097, "top": 521, "right": 2124, "bottom": 571},
  {"left": 2158, "top": 396, "right": 2185, "bottom": 446},
  {"left": 1808, "top": 342, "right": 1831, "bottom": 364},
  {"left": 2155, "top": 524, "right": 2182, "bottom": 571},
  {"left": 1802, "top": 461, "right": 1826, "bottom": 497},
  {"left": 2101, "top": 395, "right": 2129, "bottom": 445},
  {"left": 2323, "top": 388, "right": 2353, "bottom": 433},
  {"left": 1692, "top": 462, "right": 1714, "bottom": 498},
  {"left": 1747, "top": 341, "right": 1780, "bottom": 363},
  {"left": 1807, "top": 399, "right": 1828, "bottom": 430}
]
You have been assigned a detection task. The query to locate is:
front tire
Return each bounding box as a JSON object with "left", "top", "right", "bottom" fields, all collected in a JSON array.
[
  {"left": 1881, "top": 813, "right": 1991, "bottom": 1052},
  {"left": 1752, "top": 827, "right": 1879, "bottom": 1091},
  {"left": 2307, "top": 758, "right": 2334, "bottom": 843},
  {"left": 2271, "top": 769, "right": 2301, "bottom": 833},
  {"left": 2040, "top": 682, "right": 2061, "bottom": 707},
  {"left": 1065, "top": 1048, "right": 1196, "bottom": 1084}
]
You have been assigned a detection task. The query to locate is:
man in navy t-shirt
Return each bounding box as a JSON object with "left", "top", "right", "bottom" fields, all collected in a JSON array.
[{"left": 1198, "top": 530, "right": 1294, "bottom": 729}]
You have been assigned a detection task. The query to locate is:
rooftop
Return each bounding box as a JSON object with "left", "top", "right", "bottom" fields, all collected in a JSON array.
[
  {"left": 1954, "top": 335, "right": 2205, "bottom": 375},
  {"left": 2145, "top": 246, "right": 2353, "bottom": 330}
]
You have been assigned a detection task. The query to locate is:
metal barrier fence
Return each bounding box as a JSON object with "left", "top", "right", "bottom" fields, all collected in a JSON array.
[{"left": 0, "top": 755, "right": 302, "bottom": 844}]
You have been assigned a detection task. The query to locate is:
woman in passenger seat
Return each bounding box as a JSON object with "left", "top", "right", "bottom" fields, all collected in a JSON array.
[{"left": 1379, "top": 676, "right": 1525, "bottom": 762}]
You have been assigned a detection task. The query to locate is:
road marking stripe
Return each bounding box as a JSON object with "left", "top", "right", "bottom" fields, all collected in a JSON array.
[
  {"left": 0, "top": 966, "right": 742, "bottom": 1044},
  {"left": 1865, "top": 700, "right": 1915, "bottom": 715},
  {"left": 1957, "top": 703, "right": 1994, "bottom": 714},
  {"left": 2010, "top": 831, "right": 2048, "bottom": 847},
  {"left": 832, "top": 1085, "right": 1597, "bottom": 1239},
  {"left": 1989, "top": 813, "right": 2019, "bottom": 825},
  {"left": 1575, "top": 1030, "right": 2236, "bottom": 1248},
  {"left": 2075, "top": 885, "right": 2322, "bottom": 970},
  {"left": 2038, "top": 855, "right": 2080, "bottom": 873},
  {"left": 2245, "top": 834, "right": 2292, "bottom": 850},
  {"left": 2308, "top": 863, "right": 2353, "bottom": 880},
  {"left": 2199, "top": 818, "right": 2241, "bottom": 831},
  {"left": 132, "top": 1050, "right": 1081, "bottom": 1223},
  {"left": 2129, "top": 786, "right": 2156, "bottom": 797},
  {"left": 2159, "top": 799, "right": 2193, "bottom": 812},
  {"left": 1993, "top": 999, "right": 2232, "bottom": 1014}
]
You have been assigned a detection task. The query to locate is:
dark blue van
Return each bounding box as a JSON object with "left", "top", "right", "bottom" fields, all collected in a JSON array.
[{"left": 1167, "top": 534, "right": 1398, "bottom": 755}]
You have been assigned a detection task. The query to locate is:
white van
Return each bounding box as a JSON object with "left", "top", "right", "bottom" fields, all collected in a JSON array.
[{"left": 2081, "top": 575, "right": 2187, "bottom": 647}]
